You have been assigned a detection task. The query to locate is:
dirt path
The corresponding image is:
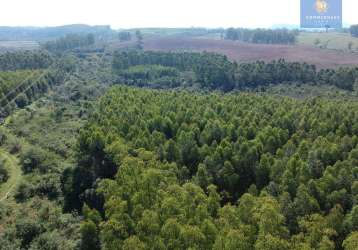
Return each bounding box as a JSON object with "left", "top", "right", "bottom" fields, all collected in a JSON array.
[{"left": 0, "top": 150, "right": 21, "bottom": 202}]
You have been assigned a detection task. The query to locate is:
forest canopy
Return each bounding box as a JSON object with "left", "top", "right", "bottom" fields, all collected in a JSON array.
[{"left": 63, "top": 86, "right": 358, "bottom": 249}]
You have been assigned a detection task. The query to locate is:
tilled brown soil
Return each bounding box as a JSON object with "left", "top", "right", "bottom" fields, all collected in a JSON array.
[{"left": 140, "top": 37, "right": 358, "bottom": 69}]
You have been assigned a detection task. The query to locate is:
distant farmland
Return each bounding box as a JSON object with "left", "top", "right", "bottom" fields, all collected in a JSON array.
[
  {"left": 0, "top": 41, "right": 39, "bottom": 52},
  {"left": 298, "top": 32, "right": 358, "bottom": 52},
  {"left": 141, "top": 37, "right": 358, "bottom": 69}
]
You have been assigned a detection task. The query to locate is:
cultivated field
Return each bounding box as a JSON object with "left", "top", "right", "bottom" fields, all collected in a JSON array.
[{"left": 140, "top": 37, "right": 358, "bottom": 69}]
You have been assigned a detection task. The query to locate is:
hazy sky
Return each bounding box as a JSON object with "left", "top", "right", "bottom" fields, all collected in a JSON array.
[{"left": 1, "top": 0, "right": 357, "bottom": 28}]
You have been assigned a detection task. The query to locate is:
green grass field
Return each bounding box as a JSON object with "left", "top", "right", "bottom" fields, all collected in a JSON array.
[{"left": 297, "top": 32, "right": 358, "bottom": 52}]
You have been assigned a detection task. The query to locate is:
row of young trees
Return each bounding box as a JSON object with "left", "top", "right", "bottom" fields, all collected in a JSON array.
[
  {"left": 0, "top": 69, "right": 67, "bottom": 115},
  {"left": 0, "top": 51, "right": 58, "bottom": 115},
  {"left": 0, "top": 53, "right": 76, "bottom": 116},
  {"left": 0, "top": 50, "right": 53, "bottom": 71},
  {"left": 225, "top": 28, "right": 298, "bottom": 44},
  {"left": 63, "top": 86, "right": 358, "bottom": 249},
  {"left": 112, "top": 51, "right": 358, "bottom": 91},
  {"left": 0, "top": 70, "right": 43, "bottom": 108}
]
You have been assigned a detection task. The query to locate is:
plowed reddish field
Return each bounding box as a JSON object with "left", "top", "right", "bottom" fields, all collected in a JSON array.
[{"left": 141, "top": 37, "right": 358, "bottom": 69}]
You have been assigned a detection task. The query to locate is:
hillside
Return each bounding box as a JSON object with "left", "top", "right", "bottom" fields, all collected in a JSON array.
[
  {"left": 1, "top": 28, "right": 358, "bottom": 249},
  {"left": 64, "top": 86, "right": 358, "bottom": 249}
]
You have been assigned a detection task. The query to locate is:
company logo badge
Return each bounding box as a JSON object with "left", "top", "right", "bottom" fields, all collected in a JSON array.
[
  {"left": 301, "top": 0, "right": 342, "bottom": 28},
  {"left": 315, "top": 0, "right": 328, "bottom": 14}
]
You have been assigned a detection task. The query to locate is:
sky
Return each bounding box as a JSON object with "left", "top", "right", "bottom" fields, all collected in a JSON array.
[{"left": 1, "top": 0, "right": 357, "bottom": 28}]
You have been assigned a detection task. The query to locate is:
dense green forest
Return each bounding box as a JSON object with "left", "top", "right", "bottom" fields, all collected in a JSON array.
[
  {"left": 1, "top": 32, "right": 358, "bottom": 250},
  {"left": 60, "top": 86, "right": 358, "bottom": 249},
  {"left": 225, "top": 28, "right": 298, "bottom": 44}
]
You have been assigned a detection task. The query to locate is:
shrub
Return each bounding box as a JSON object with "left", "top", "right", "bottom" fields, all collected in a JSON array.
[
  {"left": 15, "top": 181, "right": 34, "bottom": 202},
  {"left": 15, "top": 219, "right": 43, "bottom": 248},
  {"left": 20, "top": 146, "right": 47, "bottom": 174},
  {"left": 0, "top": 156, "right": 9, "bottom": 183}
]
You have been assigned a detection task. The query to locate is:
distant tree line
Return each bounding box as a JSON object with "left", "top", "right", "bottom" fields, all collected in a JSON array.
[
  {"left": 236, "top": 60, "right": 358, "bottom": 91},
  {"left": 43, "top": 33, "right": 95, "bottom": 53},
  {"left": 0, "top": 24, "right": 113, "bottom": 41},
  {"left": 0, "top": 51, "right": 53, "bottom": 71},
  {"left": 112, "top": 50, "right": 358, "bottom": 91},
  {"left": 225, "top": 28, "right": 298, "bottom": 44},
  {"left": 350, "top": 25, "right": 358, "bottom": 37}
]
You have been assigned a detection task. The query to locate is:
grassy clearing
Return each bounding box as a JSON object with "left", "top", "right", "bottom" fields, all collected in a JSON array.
[
  {"left": 0, "top": 149, "right": 21, "bottom": 202},
  {"left": 297, "top": 32, "right": 358, "bottom": 52}
]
